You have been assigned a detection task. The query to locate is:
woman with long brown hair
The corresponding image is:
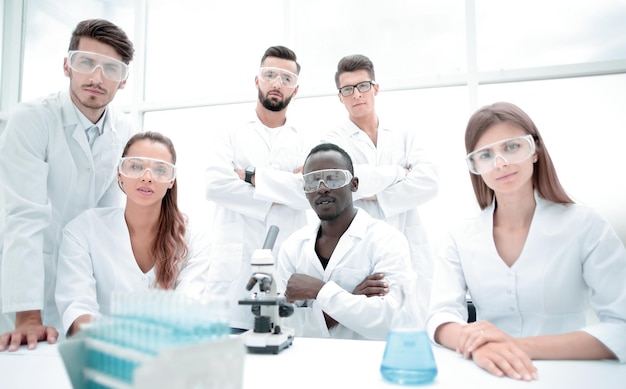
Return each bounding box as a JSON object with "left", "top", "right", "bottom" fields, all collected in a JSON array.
[
  {"left": 55, "top": 131, "right": 210, "bottom": 336},
  {"left": 426, "top": 102, "right": 626, "bottom": 380}
]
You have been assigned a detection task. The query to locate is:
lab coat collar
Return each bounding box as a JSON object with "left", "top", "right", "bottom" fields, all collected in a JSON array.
[{"left": 61, "top": 89, "right": 124, "bottom": 155}]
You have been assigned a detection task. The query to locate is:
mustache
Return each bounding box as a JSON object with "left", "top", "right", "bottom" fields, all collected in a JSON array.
[{"left": 83, "top": 83, "right": 106, "bottom": 92}]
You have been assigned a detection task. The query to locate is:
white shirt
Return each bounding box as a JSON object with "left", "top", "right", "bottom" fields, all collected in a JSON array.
[
  {"left": 55, "top": 208, "right": 211, "bottom": 335},
  {"left": 321, "top": 119, "right": 439, "bottom": 323},
  {"left": 426, "top": 194, "right": 626, "bottom": 362},
  {"left": 0, "top": 90, "right": 133, "bottom": 333},
  {"left": 205, "top": 116, "right": 310, "bottom": 330},
  {"left": 276, "top": 209, "right": 414, "bottom": 340}
]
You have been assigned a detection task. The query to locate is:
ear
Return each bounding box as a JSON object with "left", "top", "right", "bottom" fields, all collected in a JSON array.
[
  {"left": 291, "top": 85, "right": 299, "bottom": 98},
  {"left": 373, "top": 83, "right": 380, "bottom": 96},
  {"left": 118, "top": 79, "right": 127, "bottom": 90},
  {"left": 168, "top": 180, "right": 175, "bottom": 189},
  {"left": 351, "top": 177, "right": 359, "bottom": 192},
  {"left": 63, "top": 58, "right": 71, "bottom": 77},
  {"left": 255, "top": 75, "right": 260, "bottom": 89}
]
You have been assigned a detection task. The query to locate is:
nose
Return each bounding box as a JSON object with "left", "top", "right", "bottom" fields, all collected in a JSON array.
[
  {"left": 316, "top": 181, "right": 330, "bottom": 193},
  {"left": 493, "top": 154, "right": 509, "bottom": 169},
  {"left": 89, "top": 65, "right": 105, "bottom": 83},
  {"left": 140, "top": 169, "right": 154, "bottom": 182}
]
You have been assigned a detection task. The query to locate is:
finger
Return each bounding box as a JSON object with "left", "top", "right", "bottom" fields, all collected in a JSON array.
[
  {"left": 45, "top": 327, "right": 59, "bottom": 344},
  {"left": 492, "top": 351, "right": 528, "bottom": 380},
  {"left": 0, "top": 331, "right": 12, "bottom": 351},
  {"left": 26, "top": 330, "right": 42, "bottom": 350},
  {"left": 508, "top": 347, "right": 537, "bottom": 381},
  {"left": 459, "top": 326, "right": 480, "bottom": 355},
  {"left": 8, "top": 331, "right": 24, "bottom": 352},
  {"left": 466, "top": 329, "right": 489, "bottom": 357},
  {"left": 478, "top": 357, "right": 506, "bottom": 378},
  {"left": 362, "top": 285, "right": 389, "bottom": 296}
]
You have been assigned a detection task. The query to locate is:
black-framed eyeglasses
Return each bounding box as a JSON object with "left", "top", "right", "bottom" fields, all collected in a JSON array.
[{"left": 338, "top": 81, "right": 375, "bottom": 97}]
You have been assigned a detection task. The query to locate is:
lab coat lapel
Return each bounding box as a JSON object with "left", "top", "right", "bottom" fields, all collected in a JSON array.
[
  {"left": 324, "top": 210, "right": 367, "bottom": 275},
  {"left": 59, "top": 92, "right": 95, "bottom": 170},
  {"left": 60, "top": 93, "right": 92, "bottom": 160}
]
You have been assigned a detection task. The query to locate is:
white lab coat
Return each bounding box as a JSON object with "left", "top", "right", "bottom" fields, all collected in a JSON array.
[
  {"left": 55, "top": 207, "right": 211, "bottom": 335},
  {"left": 276, "top": 209, "right": 414, "bottom": 340},
  {"left": 0, "top": 90, "right": 133, "bottom": 333},
  {"left": 205, "top": 117, "right": 310, "bottom": 330},
  {"left": 321, "top": 119, "right": 438, "bottom": 324},
  {"left": 426, "top": 193, "right": 626, "bottom": 362}
]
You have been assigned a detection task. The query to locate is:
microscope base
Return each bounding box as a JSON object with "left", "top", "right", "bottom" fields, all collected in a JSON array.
[{"left": 240, "top": 327, "right": 295, "bottom": 354}]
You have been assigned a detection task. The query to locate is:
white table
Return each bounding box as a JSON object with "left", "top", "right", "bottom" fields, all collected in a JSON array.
[{"left": 1, "top": 337, "right": 625, "bottom": 388}]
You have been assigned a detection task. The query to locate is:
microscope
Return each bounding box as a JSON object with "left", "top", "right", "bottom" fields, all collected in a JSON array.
[{"left": 238, "top": 226, "right": 295, "bottom": 354}]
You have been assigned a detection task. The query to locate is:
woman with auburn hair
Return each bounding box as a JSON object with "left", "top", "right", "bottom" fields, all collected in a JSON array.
[
  {"left": 55, "top": 131, "right": 210, "bottom": 336},
  {"left": 426, "top": 102, "right": 626, "bottom": 380}
]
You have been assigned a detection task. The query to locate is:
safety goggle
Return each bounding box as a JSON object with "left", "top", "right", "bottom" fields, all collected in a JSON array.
[
  {"left": 303, "top": 169, "right": 353, "bottom": 193},
  {"left": 466, "top": 134, "right": 536, "bottom": 175},
  {"left": 68, "top": 50, "right": 129, "bottom": 82},
  {"left": 258, "top": 67, "right": 299, "bottom": 88},
  {"left": 338, "top": 81, "right": 375, "bottom": 97},
  {"left": 118, "top": 157, "right": 176, "bottom": 182}
]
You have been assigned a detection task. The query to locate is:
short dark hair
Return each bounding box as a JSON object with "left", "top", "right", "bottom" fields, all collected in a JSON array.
[
  {"left": 261, "top": 45, "right": 301, "bottom": 74},
  {"left": 68, "top": 19, "right": 134, "bottom": 64},
  {"left": 335, "top": 54, "right": 375, "bottom": 88},
  {"left": 305, "top": 143, "right": 354, "bottom": 175}
]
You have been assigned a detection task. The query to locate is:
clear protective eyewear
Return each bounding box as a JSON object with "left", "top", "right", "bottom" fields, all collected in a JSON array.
[
  {"left": 465, "top": 134, "right": 536, "bottom": 175},
  {"left": 118, "top": 157, "right": 177, "bottom": 182},
  {"left": 303, "top": 169, "right": 353, "bottom": 193},
  {"left": 258, "top": 67, "right": 299, "bottom": 88},
  {"left": 68, "top": 50, "right": 129, "bottom": 82},
  {"left": 338, "top": 81, "right": 375, "bottom": 97}
]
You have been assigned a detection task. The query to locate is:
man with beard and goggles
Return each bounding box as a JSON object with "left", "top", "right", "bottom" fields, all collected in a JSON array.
[{"left": 205, "top": 46, "right": 310, "bottom": 333}]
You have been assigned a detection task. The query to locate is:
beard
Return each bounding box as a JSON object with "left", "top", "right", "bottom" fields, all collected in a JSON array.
[
  {"left": 318, "top": 212, "right": 340, "bottom": 222},
  {"left": 258, "top": 89, "right": 292, "bottom": 112}
]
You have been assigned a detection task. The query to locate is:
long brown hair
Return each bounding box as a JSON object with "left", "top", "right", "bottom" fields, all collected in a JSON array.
[
  {"left": 464, "top": 102, "right": 574, "bottom": 209},
  {"left": 121, "top": 131, "right": 188, "bottom": 289}
]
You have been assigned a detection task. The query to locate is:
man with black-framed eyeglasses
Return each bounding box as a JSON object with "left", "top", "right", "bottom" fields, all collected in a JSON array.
[
  {"left": 0, "top": 19, "right": 135, "bottom": 352},
  {"left": 321, "top": 54, "right": 439, "bottom": 325}
]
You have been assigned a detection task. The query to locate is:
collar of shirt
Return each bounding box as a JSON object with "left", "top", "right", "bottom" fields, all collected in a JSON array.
[{"left": 73, "top": 104, "right": 108, "bottom": 136}]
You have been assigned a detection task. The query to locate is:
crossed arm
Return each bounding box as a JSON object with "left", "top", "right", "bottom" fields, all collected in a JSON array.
[{"left": 284, "top": 273, "right": 388, "bottom": 330}]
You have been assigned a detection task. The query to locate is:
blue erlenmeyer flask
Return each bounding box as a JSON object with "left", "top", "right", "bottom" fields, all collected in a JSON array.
[{"left": 380, "top": 282, "right": 437, "bottom": 385}]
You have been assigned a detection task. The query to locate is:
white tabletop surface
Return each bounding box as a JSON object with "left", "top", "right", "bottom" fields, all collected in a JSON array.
[{"left": 1, "top": 336, "right": 625, "bottom": 388}]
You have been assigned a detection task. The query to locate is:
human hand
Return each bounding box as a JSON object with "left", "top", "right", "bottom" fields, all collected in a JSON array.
[
  {"left": 457, "top": 320, "right": 511, "bottom": 357},
  {"left": 0, "top": 311, "right": 58, "bottom": 351},
  {"left": 352, "top": 273, "right": 388, "bottom": 297},
  {"left": 471, "top": 341, "right": 537, "bottom": 381},
  {"left": 234, "top": 168, "right": 245, "bottom": 180},
  {"left": 285, "top": 274, "right": 325, "bottom": 302}
]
